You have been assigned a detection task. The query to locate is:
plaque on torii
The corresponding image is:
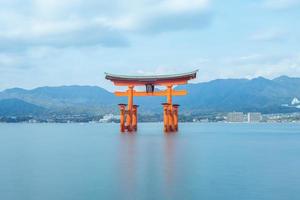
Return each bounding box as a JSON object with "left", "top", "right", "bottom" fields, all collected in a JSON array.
[{"left": 105, "top": 70, "right": 198, "bottom": 132}]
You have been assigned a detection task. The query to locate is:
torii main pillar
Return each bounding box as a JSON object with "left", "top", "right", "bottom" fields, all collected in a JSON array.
[{"left": 105, "top": 70, "right": 198, "bottom": 133}]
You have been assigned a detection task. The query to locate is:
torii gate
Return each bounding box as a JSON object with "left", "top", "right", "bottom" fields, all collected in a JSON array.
[{"left": 105, "top": 70, "right": 198, "bottom": 132}]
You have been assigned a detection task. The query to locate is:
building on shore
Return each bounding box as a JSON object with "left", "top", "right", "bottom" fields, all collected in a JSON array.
[
  {"left": 99, "top": 114, "right": 119, "bottom": 123},
  {"left": 226, "top": 112, "right": 245, "bottom": 122},
  {"left": 247, "top": 112, "right": 262, "bottom": 123}
]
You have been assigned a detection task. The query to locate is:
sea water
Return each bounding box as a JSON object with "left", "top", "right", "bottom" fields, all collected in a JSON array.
[{"left": 1, "top": 123, "right": 300, "bottom": 200}]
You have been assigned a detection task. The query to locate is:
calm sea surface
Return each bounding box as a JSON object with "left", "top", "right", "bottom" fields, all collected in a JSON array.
[{"left": 1, "top": 123, "right": 300, "bottom": 200}]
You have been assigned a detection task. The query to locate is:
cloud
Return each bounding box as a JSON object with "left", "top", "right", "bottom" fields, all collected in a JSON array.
[
  {"left": 134, "top": 0, "right": 212, "bottom": 33},
  {"left": 250, "top": 29, "right": 286, "bottom": 42},
  {"left": 249, "top": 55, "right": 300, "bottom": 78},
  {"left": 0, "top": 0, "right": 212, "bottom": 51},
  {"left": 0, "top": 53, "right": 18, "bottom": 66},
  {"left": 218, "top": 53, "right": 300, "bottom": 79},
  {"left": 262, "top": 0, "right": 300, "bottom": 10},
  {"left": 134, "top": 66, "right": 184, "bottom": 75},
  {"left": 222, "top": 53, "right": 291, "bottom": 67},
  {"left": 0, "top": 21, "right": 130, "bottom": 51},
  {"left": 138, "top": 11, "right": 212, "bottom": 34}
]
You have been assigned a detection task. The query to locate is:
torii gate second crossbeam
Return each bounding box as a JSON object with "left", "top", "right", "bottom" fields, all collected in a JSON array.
[{"left": 105, "top": 70, "right": 198, "bottom": 132}]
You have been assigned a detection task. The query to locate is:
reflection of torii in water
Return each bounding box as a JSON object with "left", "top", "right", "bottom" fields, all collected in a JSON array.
[{"left": 105, "top": 70, "right": 198, "bottom": 133}]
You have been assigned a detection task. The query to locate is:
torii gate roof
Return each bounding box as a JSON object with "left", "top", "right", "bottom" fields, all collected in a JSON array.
[{"left": 105, "top": 70, "right": 198, "bottom": 86}]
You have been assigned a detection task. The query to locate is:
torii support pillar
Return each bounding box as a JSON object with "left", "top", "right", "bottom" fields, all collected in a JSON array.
[
  {"left": 118, "top": 86, "right": 139, "bottom": 132},
  {"left": 162, "top": 103, "right": 179, "bottom": 133},
  {"left": 132, "top": 105, "right": 138, "bottom": 131},
  {"left": 118, "top": 104, "right": 127, "bottom": 132},
  {"left": 118, "top": 103, "right": 138, "bottom": 132},
  {"left": 172, "top": 104, "right": 179, "bottom": 131},
  {"left": 162, "top": 103, "right": 170, "bottom": 132}
]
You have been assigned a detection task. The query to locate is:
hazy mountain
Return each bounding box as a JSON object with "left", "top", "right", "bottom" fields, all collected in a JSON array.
[
  {"left": 0, "top": 86, "right": 119, "bottom": 114},
  {"left": 175, "top": 76, "right": 300, "bottom": 113},
  {"left": 2, "top": 85, "right": 116, "bottom": 105},
  {"left": 0, "top": 98, "right": 46, "bottom": 116},
  {"left": 0, "top": 76, "right": 300, "bottom": 116}
]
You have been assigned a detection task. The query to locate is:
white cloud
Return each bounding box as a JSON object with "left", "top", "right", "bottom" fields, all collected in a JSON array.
[
  {"left": 160, "top": 0, "right": 210, "bottom": 12},
  {"left": 250, "top": 29, "right": 286, "bottom": 42},
  {"left": 0, "top": 53, "right": 20, "bottom": 66},
  {"left": 262, "top": 0, "right": 300, "bottom": 10},
  {"left": 219, "top": 53, "right": 300, "bottom": 79},
  {"left": 0, "top": 0, "right": 212, "bottom": 50},
  {"left": 134, "top": 66, "right": 183, "bottom": 75}
]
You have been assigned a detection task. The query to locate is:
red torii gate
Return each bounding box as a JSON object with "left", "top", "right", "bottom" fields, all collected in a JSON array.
[{"left": 105, "top": 70, "right": 198, "bottom": 132}]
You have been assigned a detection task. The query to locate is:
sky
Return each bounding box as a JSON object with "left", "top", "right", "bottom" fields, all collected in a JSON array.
[{"left": 0, "top": 0, "right": 300, "bottom": 91}]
